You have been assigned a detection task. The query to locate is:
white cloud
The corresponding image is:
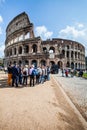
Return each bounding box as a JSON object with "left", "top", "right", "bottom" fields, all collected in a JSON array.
[
  {"left": 58, "top": 22, "right": 87, "bottom": 56},
  {"left": 0, "top": 44, "right": 5, "bottom": 58},
  {"left": 59, "top": 25, "right": 85, "bottom": 39},
  {"left": 0, "top": 0, "right": 5, "bottom": 4},
  {"left": 0, "top": 15, "right": 3, "bottom": 23},
  {"left": 35, "top": 25, "right": 53, "bottom": 40},
  {"left": 76, "top": 23, "right": 84, "bottom": 28}
]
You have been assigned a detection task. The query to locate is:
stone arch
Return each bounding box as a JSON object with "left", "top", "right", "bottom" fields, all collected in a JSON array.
[
  {"left": 43, "top": 47, "right": 47, "bottom": 53},
  {"left": 78, "top": 63, "right": 80, "bottom": 69},
  {"left": 71, "top": 51, "right": 73, "bottom": 58},
  {"left": 32, "top": 44, "right": 37, "bottom": 53},
  {"left": 49, "top": 46, "right": 55, "bottom": 53},
  {"left": 18, "top": 46, "right": 22, "bottom": 54},
  {"left": 13, "top": 61, "right": 16, "bottom": 64},
  {"left": 58, "top": 61, "right": 63, "bottom": 69},
  {"left": 66, "top": 61, "right": 70, "bottom": 68},
  {"left": 25, "top": 60, "right": 29, "bottom": 65},
  {"left": 66, "top": 51, "right": 69, "bottom": 58},
  {"left": 71, "top": 62, "right": 74, "bottom": 69},
  {"left": 24, "top": 45, "right": 29, "bottom": 53},
  {"left": 40, "top": 60, "right": 46, "bottom": 66},
  {"left": 67, "top": 45, "right": 69, "bottom": 49},
  {"left": 14, "top": 48, "right": 16, "bottom": 55},
  {"left": 19, "top": 60, "right": 22, "bottom": 65},
  {"left": 31, "top": 60, "right": 37, "bottom": 67},
  {"left": 49, "top": 61, "right": 55, "bottom": 66},
  {"left": 62, "top": 50, "right": 65, "bottom": 58}
]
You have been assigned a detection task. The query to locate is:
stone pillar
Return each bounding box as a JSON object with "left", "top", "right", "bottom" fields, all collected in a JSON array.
[
  {"left": 37, "top": 59, "right": 40, "bottom": 66},
  {"left": 29, "top": 44, "right": 32, "bottom": 53},
  {"left": 22, "top": 45, "right": 24, "bottom": 54},
  {"left": 47, "top": 59, "right": 50, "bottom": 66},
  {"left": 12, "top": 48, "right": 14, "bottom": 55}
]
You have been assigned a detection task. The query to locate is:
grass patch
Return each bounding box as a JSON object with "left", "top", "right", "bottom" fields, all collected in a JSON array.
[{"left": 83, "top": 73, "right": 87, "bottom": 79}]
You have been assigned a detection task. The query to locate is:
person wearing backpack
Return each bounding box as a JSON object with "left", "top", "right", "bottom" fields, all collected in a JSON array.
[{"left": 29, "top": 64, "right": 35, "bottom": 87}]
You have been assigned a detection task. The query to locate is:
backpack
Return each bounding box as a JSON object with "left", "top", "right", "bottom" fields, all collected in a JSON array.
[{"left": 31, "top": 69, "right": 36, "bottom": 76}]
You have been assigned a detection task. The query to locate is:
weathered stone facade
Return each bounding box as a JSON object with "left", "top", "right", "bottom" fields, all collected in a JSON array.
[{"left": 4, "top": 12, "right": 85, "bottom": 69}]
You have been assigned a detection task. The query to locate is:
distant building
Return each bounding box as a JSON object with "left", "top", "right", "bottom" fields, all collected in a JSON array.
[
  {"left": 0, "top": 58, "right": 3, "bottom": 65},
  {"left": 85, "top": 57, "right": 87, "bottom": 70},
  {"left": 4, "top": 12, "right": 85, "bottom": 69}
]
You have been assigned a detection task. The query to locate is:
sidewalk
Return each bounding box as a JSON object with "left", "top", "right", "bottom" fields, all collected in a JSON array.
[
  {"left": 54, "top": 71, "right": 87, "bottom": 120},
  {"left": 0, "top": 72, "right": 87, "bottom": 130}
]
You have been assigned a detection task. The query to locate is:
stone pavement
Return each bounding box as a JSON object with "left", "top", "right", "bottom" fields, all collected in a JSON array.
[
  {"left": 53, "top": 70, "right": 87, "bottom": 120},
  {"left": 0, "top": 71, "right": 87, "bottom": 130}
]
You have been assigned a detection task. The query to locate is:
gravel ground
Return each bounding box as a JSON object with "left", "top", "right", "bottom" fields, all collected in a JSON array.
[{"left": 54, "top": 71, "right": 87, "bottom": 120}]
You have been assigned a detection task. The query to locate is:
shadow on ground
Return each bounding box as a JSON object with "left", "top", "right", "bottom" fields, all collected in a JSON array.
[{"left": 0, "top": 78, "right": 25, "bottom": 89}]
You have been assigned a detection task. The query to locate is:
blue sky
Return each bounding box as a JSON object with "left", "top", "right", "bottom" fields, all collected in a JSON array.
[{"left": 0, "top": 0, "right": 87, "bottom": 58}]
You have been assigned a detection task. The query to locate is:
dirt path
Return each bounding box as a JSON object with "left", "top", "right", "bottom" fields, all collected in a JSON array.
[{"left": 0, "top": 72, "right": 87, "bottom": 130}]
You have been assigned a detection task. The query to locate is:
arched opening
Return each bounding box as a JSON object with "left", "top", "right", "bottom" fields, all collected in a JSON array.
[
  {"left": 24, "top": 45, "right": 29, "bottom": 53},
  {"left": 31, "top": 60, "right": 37, "bottom": 67},
  {"left": 71, "top": 51, "right": 73, "bottom": 58},
  {"left": 66, "top": 61, "right": 70, "bottom": 68},
  {"left": 71, "top": 62, "right": 74, "bottom": 69},
  {"left": 49, "top": 61, "right": 55, "bottom": 67},
  {"left": 78, "top": 63, "right": 80, "bottom": 69},
  {"left": 40, "top": 60, "right": 46, "bottom": 66},
  {"left": 49, "top": 46, "right": 55, "bottom": 53},
  {"left": 25, "top": 32, "right": 30, "bottom": 39},
  {"left": 67, "top": 45, "right": 69, "bottom": 49},
  {"left": 58, "top": 61, "right": 63, "bottom": 69},
  {"left": 75, "top": 63, "right": 77, "bottom": 69},
  {"left": 13, "top": 61, "right": 16, "bottom": 64},
  {"left": 14, "top": 48, "right": 16, "bottom": 55},
  {"left": 25, "top": 60, "right": 29, "bottom": 65},
  {"left": 10, "top": 49, "right": 12, "bottom": 56},
  {"left": 43, "top": 47, "right": 47, "bottom": 53},
  {"left": 32, "top": 44, "right": 37, "bottom": 53},
  {"left": 62, "top": 50, "right": 65, "bottom": 58},
  {"left": 67, "top": 51, "right": 69, "bottom": 58},
  {"left": 19, "top": 60, "right": 22, "bottom": 66},
  {"left": 18, "top": 46, "right": 22, "bottom": 54}
]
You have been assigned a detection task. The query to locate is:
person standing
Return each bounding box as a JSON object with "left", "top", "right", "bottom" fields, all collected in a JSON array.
[
  {"left": 29, "top": 65, "right": 35, "bottom": 87},
  {"left": 7, "top": 64, "right": 12, "bottom": 86},
  {"left": 12, "top": 64, "right": 19, "bottom": 87}
]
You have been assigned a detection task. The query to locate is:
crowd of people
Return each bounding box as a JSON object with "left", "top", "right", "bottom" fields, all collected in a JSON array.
[
  {"left": 7, "top": 64, "right": 51, "bottom": 87},
  {"left": 61, "top": 68, "right": 84, "bottom": 78}
]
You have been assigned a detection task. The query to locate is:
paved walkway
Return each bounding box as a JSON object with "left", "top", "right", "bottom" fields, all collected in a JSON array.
[
  {"left": 54, "top": 71, "right": 87, "bottom": 120},
  {"left": 0, "top": 71, "right": 87, "bottom": 130}
]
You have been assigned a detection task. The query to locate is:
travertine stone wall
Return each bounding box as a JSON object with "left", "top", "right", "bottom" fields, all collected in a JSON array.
[{"left": 4, "top": 12, "right": 86, "bottom": 69}]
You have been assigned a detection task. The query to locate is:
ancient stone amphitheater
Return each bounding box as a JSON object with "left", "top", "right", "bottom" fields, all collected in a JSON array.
[{"left": 4, "top": 12, "right": 85, "bottom": 69}]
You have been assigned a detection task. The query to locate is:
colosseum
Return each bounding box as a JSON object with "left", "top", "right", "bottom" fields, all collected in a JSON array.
[{"left": 4, "top": 12, "right": 85, "bottom": 69}]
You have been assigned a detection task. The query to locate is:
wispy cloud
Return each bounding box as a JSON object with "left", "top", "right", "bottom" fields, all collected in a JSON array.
[
  {"left": 0, "top": 0, "right": 5, "bottom": 4},
  {"left": 35, "top": 25, "right": 53, "bottom": 40},
  {"left": 0, "top": 15, "right": 3, "bottom": 23},
  {"left": 58, "top": 22, "right": 87, "bottom": 56}
]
